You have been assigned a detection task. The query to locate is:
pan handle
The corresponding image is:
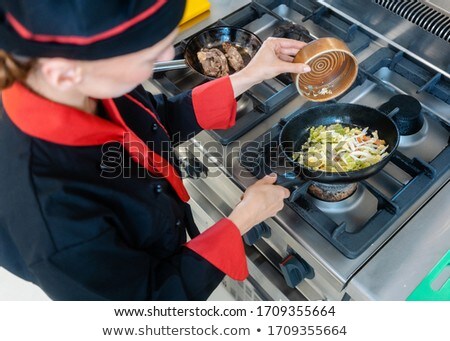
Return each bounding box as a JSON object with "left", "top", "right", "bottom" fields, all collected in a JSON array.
[
  {"left": 275, "top": 172, "right": 304, "bottom": 189},
  {"left": 153, "top": 59, "right": 188, "bottom": 73}
]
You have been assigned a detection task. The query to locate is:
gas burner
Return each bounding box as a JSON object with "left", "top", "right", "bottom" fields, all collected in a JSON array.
[
  {"left": 306, "top": 184, "right": 376, "bottom": 234},
  {"left": 272, "top": 22, "right": 313, "bottom": 42},
  {"left": 399, "top": 118, "right": 429, "bottom": 148},
  {"left": 308, "top": 182, "right": 357, "bottom": 202},
  {"left": 379, "top": 95, "right": 425, "bottom": 136}
]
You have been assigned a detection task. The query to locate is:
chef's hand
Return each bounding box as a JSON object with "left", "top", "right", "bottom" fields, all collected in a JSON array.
[
  {"left": 228, "top": 174, "right": 290, "bottom": 235},
  {"left": 230, "top": 37, "right": 310, "bottom": 97}
]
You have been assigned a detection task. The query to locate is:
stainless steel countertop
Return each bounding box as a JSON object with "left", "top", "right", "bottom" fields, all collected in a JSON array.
[{"left": 346, "top": 181, "right": 450, "bottom": 300}]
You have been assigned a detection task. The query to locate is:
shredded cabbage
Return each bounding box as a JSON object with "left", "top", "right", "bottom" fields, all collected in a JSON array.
[{"left": 292, "top": 124, "right": 389, "bottom": 172}]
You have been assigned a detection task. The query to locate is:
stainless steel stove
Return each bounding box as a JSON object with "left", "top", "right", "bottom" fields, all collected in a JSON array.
[{"left": 150, "top": 0, "right": 450, "bottom": 301}]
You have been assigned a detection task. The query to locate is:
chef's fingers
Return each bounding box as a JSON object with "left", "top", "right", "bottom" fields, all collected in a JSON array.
[
  {"left": 278, "top": 47, "right": 303, "bottom": 56},
  {"left": 278, "top": 54, "right": 294, "bottom": 62},
  {"left": 256, "top": 175, "right": 290, "bottom": 199},
  {"left": 280, "top": 187, "right": 291, "bottom": 199},
  {"left": 258, "top": 173, "right": 278, "bottom": 184},
  {"left": 278, "top": 61, "right": 311, "bottom": 73},
  {"left": 268, "top": 37, "right": 308, "bottom": 50}
]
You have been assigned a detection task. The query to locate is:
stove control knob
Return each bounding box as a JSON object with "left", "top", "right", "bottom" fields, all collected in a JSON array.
[
  {"left": 279, "top": 254, "right": 314, "bottom": 288},
  {"left": 243, "top": 223, "right": 271, "bottom": 246}
]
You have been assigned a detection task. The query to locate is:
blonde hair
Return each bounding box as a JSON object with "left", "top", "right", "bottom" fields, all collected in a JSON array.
[{"left": 0, "top": 50, "right": 35, "bottom": 90}]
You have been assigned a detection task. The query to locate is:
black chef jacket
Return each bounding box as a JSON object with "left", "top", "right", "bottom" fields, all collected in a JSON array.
[{"left": 0, "top": 77, "right": 248, "bottom": 300}]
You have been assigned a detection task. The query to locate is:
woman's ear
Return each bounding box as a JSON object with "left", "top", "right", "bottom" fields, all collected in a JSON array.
[{"left": 38, "top": 58, "right": 82, "bottom": 90}]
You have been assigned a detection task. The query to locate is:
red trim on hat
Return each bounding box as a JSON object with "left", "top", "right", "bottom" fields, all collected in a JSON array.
[
  {"left": 124, "top": 94, "right": 169, "bottom": 136},
  {"left": 5, "top": 0, "right": 167, "bottom": 45},
  {"left": 192, "top": 76, "right": 237, "bottom": 130},
  {"left": 2, "top": 82, "right": 189, "bottom": 202},
  {"left": 185, "top": 218, "right": 249, "bottom": 281}
]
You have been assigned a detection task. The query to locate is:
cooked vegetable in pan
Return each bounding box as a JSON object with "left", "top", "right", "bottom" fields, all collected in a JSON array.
[{"left": 293, "top": 123, "right": 389, "bottom": 172}]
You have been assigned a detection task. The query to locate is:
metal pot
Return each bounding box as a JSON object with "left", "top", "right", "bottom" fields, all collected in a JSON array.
[{"left": 153, "top": 26, "right": 262, "bottom": 78}]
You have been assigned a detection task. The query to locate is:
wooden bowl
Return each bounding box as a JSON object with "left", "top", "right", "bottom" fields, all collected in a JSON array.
[{"left": 291, "top": 37, "right": 358, "bottom": 102}]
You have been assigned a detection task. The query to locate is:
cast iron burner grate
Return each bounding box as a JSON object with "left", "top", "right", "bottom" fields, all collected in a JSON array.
[
  {"left": 355, "top": 48, "right": 450, "bottom": 104},
  {"left": 239, "top": 104, "right": 450, "bottom": 259}
]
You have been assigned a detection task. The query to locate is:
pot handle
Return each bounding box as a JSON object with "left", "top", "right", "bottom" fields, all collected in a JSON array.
[{"left": 153, "top": 59, "right": 188, "bottom": 72}]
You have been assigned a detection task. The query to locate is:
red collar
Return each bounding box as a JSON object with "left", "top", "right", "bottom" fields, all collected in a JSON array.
[
  {"left": 2, "top": 82, "right": 125, "bottom": 146},
  {"left": 2, "top": 82, "right": 190, "bottom": 202}
]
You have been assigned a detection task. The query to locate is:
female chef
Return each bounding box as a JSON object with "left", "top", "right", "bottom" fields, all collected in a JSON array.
[{"left": 0, "top": 0, "right": 310, "bottom": 300}]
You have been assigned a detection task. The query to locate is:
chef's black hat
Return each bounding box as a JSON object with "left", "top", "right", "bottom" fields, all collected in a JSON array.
[{"left": 0, "top": 0, "right": 186, "bottom": 60}]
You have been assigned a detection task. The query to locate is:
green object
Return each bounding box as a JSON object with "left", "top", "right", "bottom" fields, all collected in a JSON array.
[{"left": 407, "top": 250, "right": 450, "bottom": 301}]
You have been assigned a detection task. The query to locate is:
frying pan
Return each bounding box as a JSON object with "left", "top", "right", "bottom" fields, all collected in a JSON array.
[
  {"left": 276, "top": 103, "right": 400, "bottom": 187},
  {"left": 153, "top": 26, "right": 262, "bottom": 78}
]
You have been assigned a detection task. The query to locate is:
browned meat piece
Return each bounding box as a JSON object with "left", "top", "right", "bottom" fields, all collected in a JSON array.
[
  {"left": 222, "top": 42, "right": 245, "bottom": 71},
  {"left": 197, "top": 48, "right": 229, "bottom": 78}
]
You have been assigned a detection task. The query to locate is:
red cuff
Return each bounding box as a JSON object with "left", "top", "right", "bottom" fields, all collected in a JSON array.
[
  {"left": 192, "top": 76, "right": 237, "bottom": 130},
  {"left": 185, "top": 218, "right": 248, "bottom": 281}
]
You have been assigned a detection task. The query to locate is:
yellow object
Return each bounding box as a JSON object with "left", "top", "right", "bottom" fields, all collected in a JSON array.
[{"left": 179, "top": 0, "right": 211, "bottom": 25}]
